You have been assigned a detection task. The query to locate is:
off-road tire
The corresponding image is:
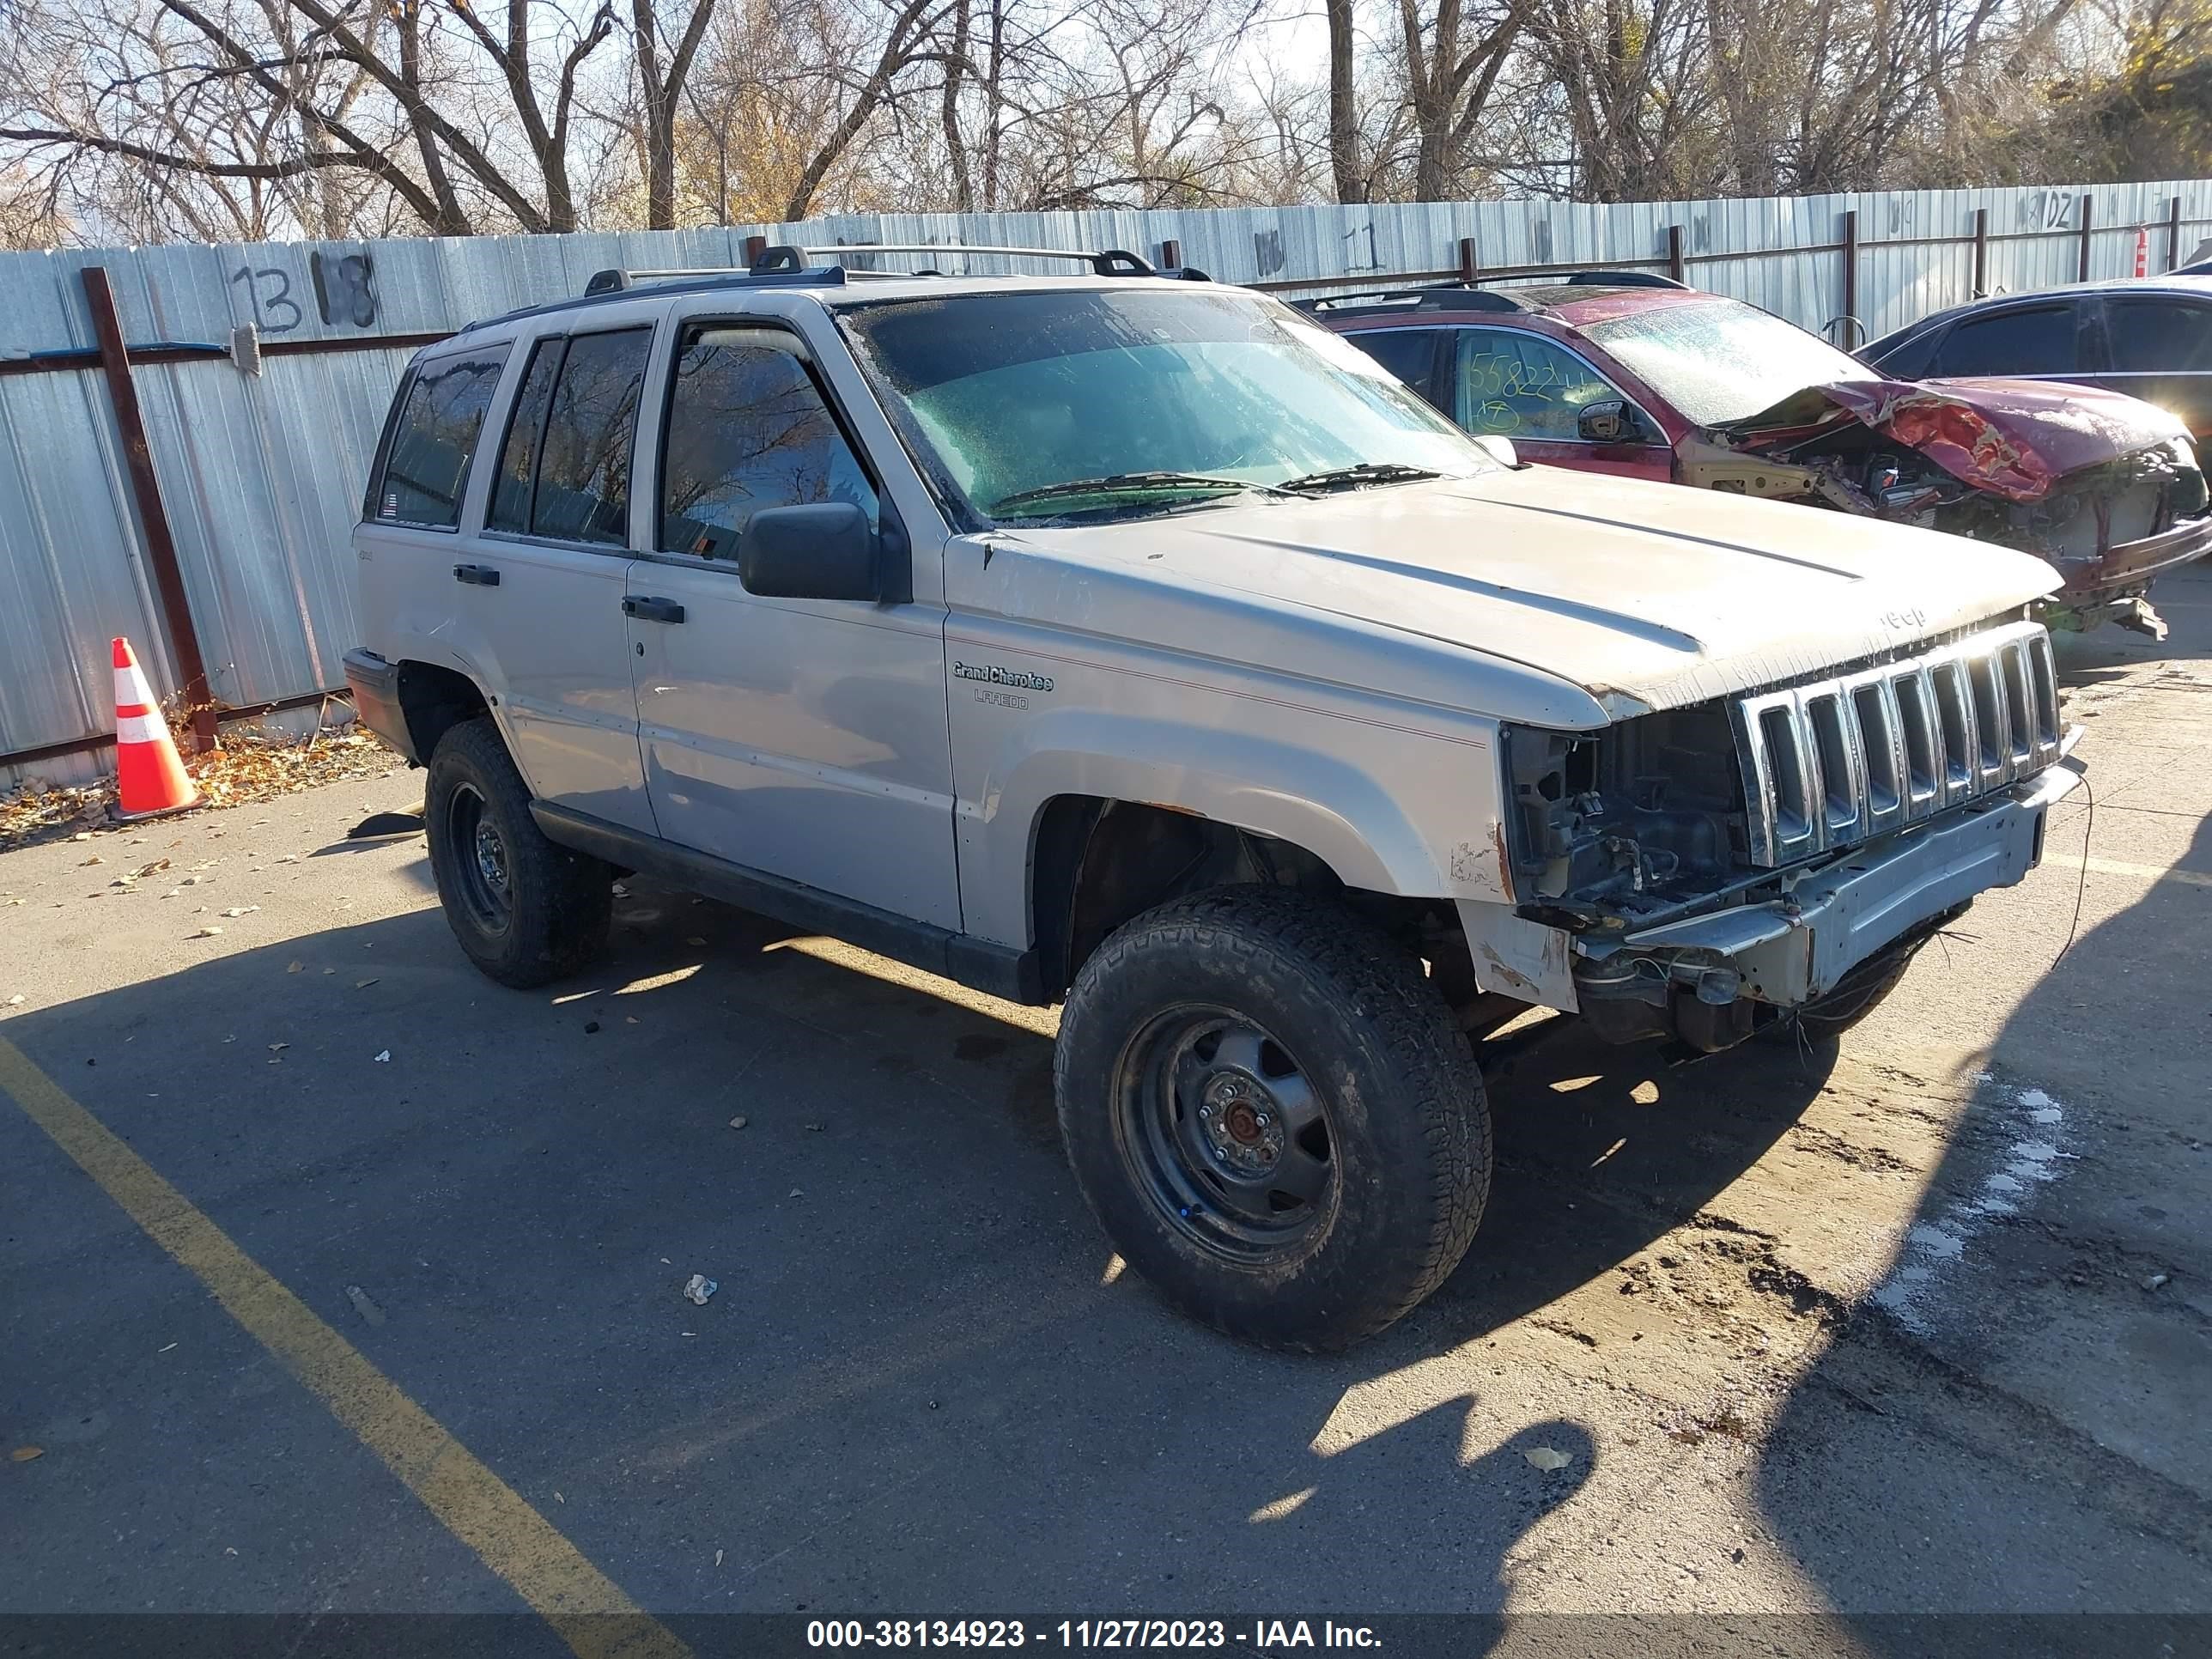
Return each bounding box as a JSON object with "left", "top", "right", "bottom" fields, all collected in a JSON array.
[
  {"left": 1055, "top": 885, "right": 1491, "bottom": 1352},
  {"left": 424, "top": 716, "right": 612, "bottom": 988},
  {"left": 1760, "top": 931, "right": 1929, "bottom": 1046}
]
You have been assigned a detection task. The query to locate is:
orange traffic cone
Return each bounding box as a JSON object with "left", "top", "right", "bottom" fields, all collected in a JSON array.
[
  {"left": 111, "top": 636, "right": 199, "bottom": 820},
  {"left": 2135, "top": 226, "right": 2149, "bottom": 278}
]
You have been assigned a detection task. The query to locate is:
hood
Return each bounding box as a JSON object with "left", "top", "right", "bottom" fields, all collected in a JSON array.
[
  {"left": 1725, "top": 375, "right": 2191, "bottom": 502},
  {"left": 996, "top": 470, "right": 2061, "bottom": 720}
]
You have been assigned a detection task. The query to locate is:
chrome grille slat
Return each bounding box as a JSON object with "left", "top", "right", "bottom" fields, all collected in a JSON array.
[{"left": 1733, "top": 620, "right": 2061, "bottom": 867}]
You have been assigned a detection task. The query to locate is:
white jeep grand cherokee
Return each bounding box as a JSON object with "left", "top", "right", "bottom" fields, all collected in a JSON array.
[{"left": 345, "top": 244, "right": 2081, "bottom": 1350}]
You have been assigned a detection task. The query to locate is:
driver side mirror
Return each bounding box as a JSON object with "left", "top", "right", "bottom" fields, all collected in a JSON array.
[
  {"left": 1577, "top": 399, "right": 1631, "bottom": 443},
  {"left": 1471, "top": 434, "right": 1519, "bottom": 469},
  {"left": 739, "top": 501, "right": 882, "bottom": 601}
]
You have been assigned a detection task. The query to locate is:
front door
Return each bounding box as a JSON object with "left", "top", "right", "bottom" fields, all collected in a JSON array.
[
  {"left": 455, "top": 324, "right": 659, "bottom": 833},
  {"left": 1447, "top": 326, "right": 1673, "bottom": 480},
  {"left": 629, "top": 320, "right": 960, "bottom": 930}
]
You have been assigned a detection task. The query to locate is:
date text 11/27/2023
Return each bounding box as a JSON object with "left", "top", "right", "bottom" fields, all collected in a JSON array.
[{"left": 805, "top": 1621, "right": 1382, "bottom": 1649}]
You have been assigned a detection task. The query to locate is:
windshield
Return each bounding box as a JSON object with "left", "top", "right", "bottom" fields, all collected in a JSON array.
[
  {"left": 837, "top": 288, "right": 1495, "bottom": 521},
  {"left": 1583, "top": 298, "right": 1878, "bottom": 428}
]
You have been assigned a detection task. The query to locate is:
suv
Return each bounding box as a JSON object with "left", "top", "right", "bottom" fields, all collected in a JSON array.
[
  {"left": 347, "top": 245, "right": 2081, "bottom": 1351},
  {"left": 1313, "top": 277, "right": 2211, "bottom": 636}
]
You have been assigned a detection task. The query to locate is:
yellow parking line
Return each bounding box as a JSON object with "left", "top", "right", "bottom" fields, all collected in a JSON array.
[
  {"left": 0, "top": 1036, "right": 688, "bottom": 1659},
  {"left": 2081, "top": 856, "right": 2212, "bottom": 890}
]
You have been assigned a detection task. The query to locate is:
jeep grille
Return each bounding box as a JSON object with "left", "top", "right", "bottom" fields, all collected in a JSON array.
[{"left": 1732, "top": 620, "right": 2061, "bottom": 866}]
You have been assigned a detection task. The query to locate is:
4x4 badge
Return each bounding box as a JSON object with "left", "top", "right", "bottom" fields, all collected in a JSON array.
[{"left": 954, "top": 661, "right": 1054, "bottom": 692}]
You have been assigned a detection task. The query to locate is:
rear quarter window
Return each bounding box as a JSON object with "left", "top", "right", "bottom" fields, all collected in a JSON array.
[{"left": 368, "top": 347, "right": 509, "bottom": 528}]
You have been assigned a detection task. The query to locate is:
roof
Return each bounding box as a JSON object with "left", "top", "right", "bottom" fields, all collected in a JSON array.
[{"left": 1870, "top": 274, "right": 2212, "bottom": 348}]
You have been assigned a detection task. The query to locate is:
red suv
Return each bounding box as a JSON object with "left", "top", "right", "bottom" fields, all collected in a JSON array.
[{"left": 1308, "top": 277, "right": 2211, "bottom": 635}]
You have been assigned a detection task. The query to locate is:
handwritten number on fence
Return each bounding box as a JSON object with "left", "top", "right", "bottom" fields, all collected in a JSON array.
[
  {"left": 228, "top": 264, "right": 301, "bottom": 332},
  {"left": 311, "top": 251, "right": 379, "bottom": 327}
]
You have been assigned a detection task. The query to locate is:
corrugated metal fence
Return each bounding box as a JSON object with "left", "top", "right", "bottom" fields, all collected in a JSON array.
[{"left": 3, "top": 178, "right": 2208, "bottom": 783}]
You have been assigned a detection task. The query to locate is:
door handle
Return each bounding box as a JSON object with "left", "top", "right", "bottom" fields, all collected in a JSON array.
[
  {"left": 623, "top": 596, "right": 686, "bottom": 624},
  {"left": 453, "top": 563, "right": 501, "bottom": 586}
]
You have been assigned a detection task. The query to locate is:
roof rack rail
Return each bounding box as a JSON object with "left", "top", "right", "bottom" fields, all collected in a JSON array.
[
  {"left": 1291, "top": 285, "right": 1529, "bottom": 314},
  {"left": 749, "top": 242, "right": 1168, "bottom": 277},
  {"left": 582, "top": 264, "right": 843, "bottom": 296},
  {"left": 1553, "top": 270, "right": 1688, "bottom": 289}
]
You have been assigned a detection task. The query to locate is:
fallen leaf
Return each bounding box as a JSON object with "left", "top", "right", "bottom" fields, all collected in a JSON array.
[
  {"left": 355, "top": 978, "right": 379, "bottom": 989},
  {"left": 268, "top": 1042, "right": 289, "bottom": 1052},
  {"left": 134, "top": 859, "right": 170, "bottom": 878},
  {"left": 5, "top": 994, "right": 21, "bottom": 1006},
  {"left": 191, "top": 926, "right": 223, "bottom": 939},
  {"left": 286, "top": 961, "right": 304, "bottom": 974},
  {"left": 1523, "top": 1447, "right": 1572, "bottom": 1472},
  {"left": 9, "top": 1447, "right": 42, "bottom": 1462},
  {"left": 685, "top": 936, "right": 707, "bottom": 946},
  {"left": 220, "top": 906, "right": 259, "bottom": 919},
  {"left": 728, "top": 1115, "right": 748, "bottom": 1130},
  {"left": 80, "top": 854, "right": 104, "bottom": 866},
  {"left": 624, "top": 1016, "right": 640, "bottom": 1024},
  {"left": 373, "top": 1049, "right": 391, "bottom": 1062}
]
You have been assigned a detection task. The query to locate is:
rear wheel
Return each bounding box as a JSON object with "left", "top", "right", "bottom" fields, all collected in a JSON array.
[
  {"left": 424, "top": 717, "right": 611, "bottom": 988},
  {"left": 1055, "top": 886, "right": 1490, "bottom": 1351}
]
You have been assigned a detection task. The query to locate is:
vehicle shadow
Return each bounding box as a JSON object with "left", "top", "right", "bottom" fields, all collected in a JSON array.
[
  {"left": 0, "top": 849, "right": 1827, "bottom": 1615},
  {"left": 1750, "top": 808, "right": 2212, "bottom": 1621}
]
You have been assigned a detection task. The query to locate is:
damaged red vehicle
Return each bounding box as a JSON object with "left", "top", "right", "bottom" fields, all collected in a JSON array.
[{"left": 1310, "top": 278, "right": 2212, "bottom": 635}]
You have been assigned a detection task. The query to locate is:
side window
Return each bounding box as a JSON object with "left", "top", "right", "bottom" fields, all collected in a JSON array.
[
  {"left": 530, "top": 327, "right": 652, "bottom": 545},
  {"left": 1451, "top": 329, "right": 1621, "bottom": 441},
  {"left": 370, "top": 347, "right": 507, "bottom": 528},
  {"left": 659, "top": 325, "right": 878, "bottom": 561},
  {"left": 486, "top": 337, "right": 562, "bottom": 533},
  {"left": 2108, "top": 301, "right": 2212, "bottom": 373},
  {"left": 1929, "top": 307, "right": 2078, "bottom": 376},
  {"left": 1869, "top": 327, "right": 1937, "bottom": 382},
  {"left": 1346, "top": 328, "right": 1443, "bottom": 406}
]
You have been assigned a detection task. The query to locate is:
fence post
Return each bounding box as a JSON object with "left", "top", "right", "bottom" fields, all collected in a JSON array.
[
  {"left": 1972, "top": 207, "right": 1989, "bottom": 296},
  {"left": 1160, "top": 239, "right": 1182, "bottom": 270},
  {"left": 1841, "top": 210, "right": 1857, "bottom": 332},
  {"left": 1458, "top": 236, "right": 1479, "bottom": 284},
  {"left": 742, "top": 234, "right": 768, "bottom": 266},
  {"left": 2078, "top": 193, "right": 2094, "bottom": 282},
  {"left": 1667, "top": 224, "right": 1685, "bottom": 284},
  {"left": 2171, "top": 196, "right": 2186, "bottom": 272},
  {"left": 81, "top": 266, "right": 216, "bottom": 753}
]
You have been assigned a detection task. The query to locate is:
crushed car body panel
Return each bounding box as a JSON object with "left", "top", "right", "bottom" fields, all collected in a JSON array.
[{"left": 1729, "top": 376, "right": 2195, "bottom": 504}]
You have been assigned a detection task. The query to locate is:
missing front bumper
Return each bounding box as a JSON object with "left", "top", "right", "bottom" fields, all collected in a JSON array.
[{"left": 1576, "top": 760, "right": 2082, "bottom": 1012}]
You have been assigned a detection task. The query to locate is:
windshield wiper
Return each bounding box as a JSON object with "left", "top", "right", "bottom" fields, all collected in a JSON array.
[
  {"left": 1275, "top": 461, "right": 1443, "bottom": 494},
  {"left": 990, "top": 471, "right": 1294, "bottom": 512}
]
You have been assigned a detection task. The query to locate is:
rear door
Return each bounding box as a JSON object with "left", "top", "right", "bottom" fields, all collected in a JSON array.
[
  {"left": 2093, "top": 294, "right": 2212, "bottom": 443},
  {"left": 454, "top": 322, "right": 659, "bottom": 832},
  {"left": 1445, "top": 325, "right": 1672, "bottom": 478},
  {"left": 624, "top": 310, "right": 961, "bottom": 930}
]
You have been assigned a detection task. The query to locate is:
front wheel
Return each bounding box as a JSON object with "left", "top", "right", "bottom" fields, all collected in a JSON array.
[
  {"left": 1055, "top": 886, "right": 1491, "bottom": 1351},
  {"left": 424, "top": 717, "right": 612, "bottom": 988}
]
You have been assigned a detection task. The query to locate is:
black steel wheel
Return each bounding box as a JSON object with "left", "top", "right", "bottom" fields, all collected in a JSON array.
[
  {"left": 1118, "top": 1007, "right": 1336, "bottom": 1261},
  {"left": 424, "top": 717, "right": 612, "bottom": 988}
]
